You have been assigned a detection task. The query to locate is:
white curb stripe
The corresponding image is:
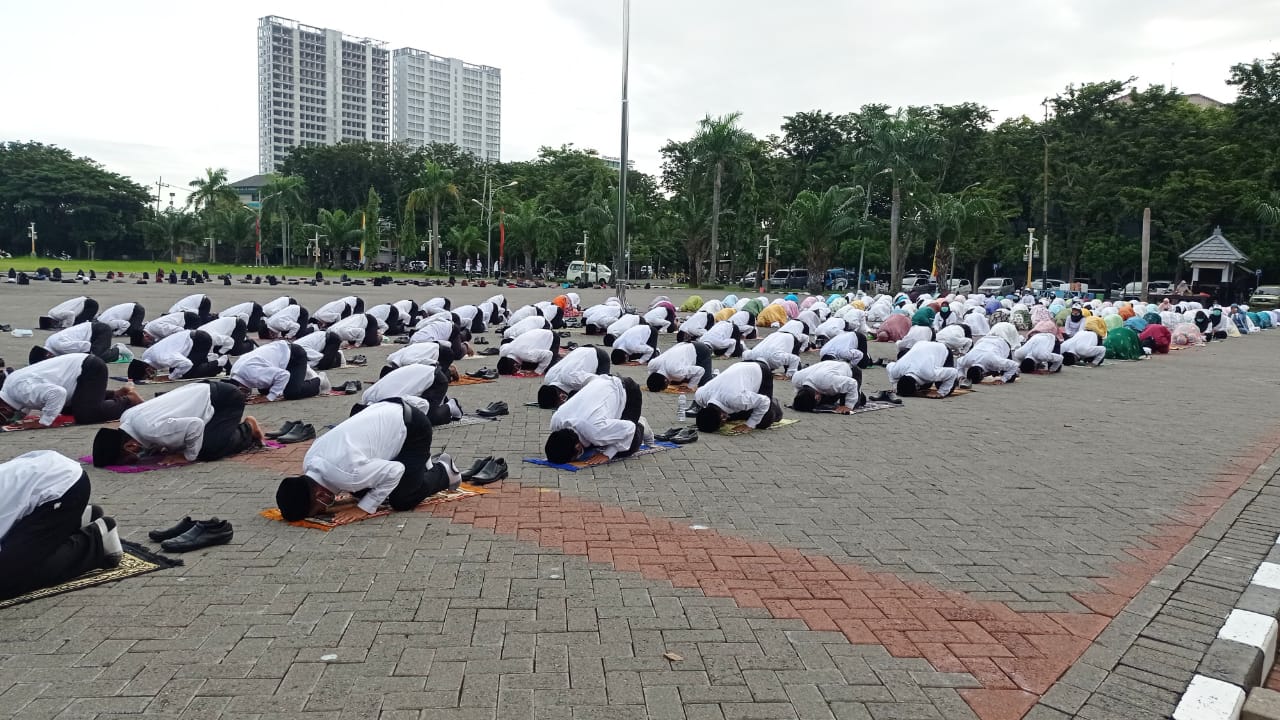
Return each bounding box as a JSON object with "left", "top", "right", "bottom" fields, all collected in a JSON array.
[
  {"left": 1252, "top": 561, "right": 1280, "bottom": 591},
  {"left": 1174, "top": 674, "right": 1247, "bottom": 720}
]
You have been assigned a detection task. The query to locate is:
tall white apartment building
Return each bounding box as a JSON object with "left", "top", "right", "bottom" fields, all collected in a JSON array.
[
  {"left": 257, "top": 16, "right": 390, "bottom": 173},
  {"left": 392, "top": 48, "right": 501, "bottom": 162}
]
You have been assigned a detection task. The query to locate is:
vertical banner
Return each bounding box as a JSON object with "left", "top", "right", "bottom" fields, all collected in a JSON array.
[
  {"left": 498, "top": 208, "right": 506, "bottom": 267},
  {"left": 359, "top": 212, "right": 366, "bottom": 265}
]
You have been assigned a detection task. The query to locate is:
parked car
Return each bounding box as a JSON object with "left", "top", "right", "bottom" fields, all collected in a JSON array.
[
  {"left": 1249, "top": 285, "right": 1280, "bottom": 309},
  {"left": 566, "top": 261, "right": 612, "bottom": 284},
  {"left": 739, "top": 271, "right": 759, "bottom": 288},
  {"left": 901, "top": 274, "right": 938, "bottom": 297},
  {"left": 824, "top": 268, "right": 850, "bottom": 291},
  {"left": 946, "top": 278, "right": 972, "bottom": 294},
  {"left": 978, "top": 277, "right": 1016, "bottom": 296},
  {"left": 768, "top": 268, "right": 810, "bottom": 290},
  {"left": 1120, "top": 281, "right": 1171, "bottom": 301},
  {"left": 405, "top": 260, "right": 428, "bottom": 272},
  {"left": 1030, "top": 278, "right": 1067, "bottom": 293}
]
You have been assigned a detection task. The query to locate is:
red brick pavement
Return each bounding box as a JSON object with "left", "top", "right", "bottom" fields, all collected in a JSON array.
[{"left": 234, "top": 431, "right": 1280, "bottom": 719}]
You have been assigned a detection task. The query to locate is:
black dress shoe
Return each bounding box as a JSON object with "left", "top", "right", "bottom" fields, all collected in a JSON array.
[
  {"left": 473, "top": 337, "right": 489, "bottom": 345},
  {"left": 654, "top": 427, "right": 682, "bottom": 442},
  {"left": 340, "top": 380, "right": 363, "bottom": 394},
  {"left": 161, "top": 519, "right": 234, "bottom": 552},
  {"left": 670, "top": 428, "right": 699, "bottom": 445},
  {"left": 278, "top": 423, "right": 316, "bottom": 443},
  {"left": 461, "top": 455, "right": 494, "bottom": 480},
  {"left": 466, "top": 368, "right": 492, "bottom": 379},
  {"left": 476, "top": 401, "right": 508, "bottom": 418},
  {"left": 469, "top": 458, "right": 508, "bottom": 485},
  {"left": 266, "top": 420, "right": 302, "bottom": 439},
  {"left": 149, "top": 516, "right": 197, "bottom": 542},
  {"left": 478, "top": 347, "right": 499, "bottom": 356},
  {"left": 349, "top": 354, "right": 368, "bottom": 366}
]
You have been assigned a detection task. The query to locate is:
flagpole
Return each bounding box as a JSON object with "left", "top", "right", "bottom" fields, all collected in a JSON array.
[{"left": 615, "top": 0, "right": 630, "bottom": 307}]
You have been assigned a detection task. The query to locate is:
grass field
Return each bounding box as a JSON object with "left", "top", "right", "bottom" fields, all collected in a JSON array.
[{"left": 0, "top": 257, "right": 443, "bottom": 280}]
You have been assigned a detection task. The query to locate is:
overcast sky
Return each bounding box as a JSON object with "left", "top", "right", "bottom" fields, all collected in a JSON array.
[{"left": 3, "top": 0, "right": 1277, "bottom": 200}]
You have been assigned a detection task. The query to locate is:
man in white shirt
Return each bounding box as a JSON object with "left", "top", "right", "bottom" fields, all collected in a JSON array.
[
  {"left": 168, "top": 293, "right": 214, "bottom": 323},
  {"left": 497, "top": 329, "right": 560, "bottom": 376},
  {"left": 675, "top": 312, "right": 715, "bottom": 343},
  {"left": 583, "top": 303, "right": 623, "bottom": 334},
  {"left": 935, "top": 324, "right": 974, "bottom": 356},
  {"left": 411, "top": 316, "right": 467, "bottom": 361},
  {"left": 353, "top": 364, "right": 455, "bottom": 425},
  {"left": 896, "top": 324, "right": 935, "bottom": 358},
  {"left": 790, "top": 360, "right": 865, "bottom": 413},
  {"left": 98, "top": 302, "right": 146, "bottom": 339},
  {"left": 643, "top": 304, "right": 678, "bottom": 332},
  {"left": 1061, "top": 328, "right": 1106, "bottom": 367},
  {"left": 545, "top": 375, "right": 646, "bottom": 464},
  {"left": 693, "top": 360, "right": 783, "bottom": 433},
  {"left": 34, "top": 321, "right": 120, "bottom": 364},
  {"left": 0, "top": 451, "right": 122, "bottom": 600},
  {"left": 91, "top": 381, "right": 264, "bottom": 467},
  {"left": 129, "top": 330, "right": 227, "bottom": 382},
  {"left": 199, "top": 316, "right": 255, "bottom": 355},
  {"left": 728, "top": 309, "right": 758, "bottom": 339},
  {"left": 383, "top": 340, "right": 456, "bottom": 378},
  {"left": 1013, "top": 333, "right": 1064, "bottom": 373},
  {"left": 0, "top": 353, "right": 139, "bottom": 427},
  {"left": 262, "top": 304, "right": 310, "bottom": 340},
  {"left": 957, "top": 336, "right": 1020, "bottom": 386},
  {"left": 230, "top": 341, "right": 328, "bottom": 401},
  {"left": 313, "top": 296, "right": 363, "bottom": 327},
  {"left": 819, "top": 331, "right": 869, "bottom": 369},
  {"left": 262, "top": 296, "right": 295, "bottom": 317},
  {"left": 538, "top": 346, "right": 611, "bottom": 408},
  {"left": 142, "top": 311, "right": 199, "bottom": 346},
  {"left": 368, "top": 303, "right": 409, "bottom": 336},
  {"left": 610, "top": 324, "right": 660, "bottom": 365},
  {"left": 603, "top": 313, "right": 641, "bottom": 345},
  {"left": 219, "top": 302, "right": 266, "bottom": 333},
  {"left": 886, "top": 341, "right": 959, "bottom": 398},
  {"left": 503, "top": 314, "right": 551, "bottom": 341},
  {"left": 646, "top": 341, "right": 713, "bottom": 393},
  {"left": 329, "top": 313, "right": 383, "bottom": 348},
  {"left": 294, "top": 330, "right": 345, "bottom": 371},
  {"left": 700, "top": 320, "right": 745, "bottom": 358},
  {"left": 275, "top": 399, "right": 461, "bottom": 524},
  {"left": 39, "top": 296, "right": 98, "bottom": 330},
  {"left": 742, "top": 330, "right": 803, "bottom": 378}
]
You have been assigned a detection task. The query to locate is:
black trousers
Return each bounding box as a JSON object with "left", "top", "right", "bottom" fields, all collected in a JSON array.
[
  {"left": 65, "top": 356, "right": 131, "bottom": 424},
  {"left": 125, "top": 304, "right": 146, "bottom": 338},
  {"left": 386, "top": 400, "right": 448, "bottom": 509},
  {"left": 88, "top": 322, "right": 119, "bottom": 362},
  {"left": 755, "top": 361, "right": 774, "bottom": 399},
  {"left": 360, "top": 314, "right": 380, "bottom": 348},
  {"left": 184, "top": 330, "right": 223, "bottom": 379},
  {"left": 436, "top": 342, "right": 456, "bottom": 370},
  {"left": 594, "top": 347, "right": 611, "bottom": 375},
  {"left": 0, "top": 472, "right": 106, "bottom": 600},
  {"left": 73, "top": 299, "right": 99, "bottom": 326},
  {"left": 384, "top": 307, "right": 406, "bottom": 336},
  {"left": 195, "top": 296, "right": 214, "bottom": 325},
  {"left": 283, "top": 343, "right": 321, "bottom": 400},
  {"left": 692, "top": 342, "right": 714, "bottom": 385},
  {"left": 423, "top": 367, "right": 453, "bottom": 426},
  {"left": 229, "top": 319, "right": 256, "bottom": 356},
  {"left": 245, "top": 304, "right": 265, "bottom": 333},
  {"left": 315, "top": 332, "right": 344, "bottom": 371},
  {"left": 617, "top": 377, "right": 645, "bottom": 456},
  {"left": 196, "top": 381, "right": 255, "bottom": 461}
]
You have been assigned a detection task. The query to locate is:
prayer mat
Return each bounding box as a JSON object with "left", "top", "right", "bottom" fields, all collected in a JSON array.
[
  {"left": 1170, "top": 343, "right": 1206, "bottom": 351},
  {"left": 111, "top": 375, "right": 203, "bottom": 384},
  {"left": 451, "top": 375, "right": 496, "bottom": 386},
  {"left": 920, "top": 387, "right": 974, "bottom": 399},
  {"left": 786, "top": 400, "right": 902, "bottom": 416},
  {"left": 511, "top": 371, "right": 543, "bottom": 379},
  {"left": 78, "top": 441, "right": 287, "bottom": 473},
  {"left": 259, "top": 483, "right": 491, "bottom": 531},
  {"left": 979, "top": 377, "right": 1013, "bottom": 385},
  {"left": 1, "top": 414, "right": 78, "bottom": 432},
  {"left": 717, "top": 418, "right": 800, "bottom": 436},
  {"left": 660, "top": 384, "right": 697, "bottom": 395},
  {"left": 437, "top": 415, "right": 498, "bottom": 429},
  {"left": 246, "top": 389, "right": 350, "bottom": 404},
  {"left": 523, "top": 441, "right": 679, "bottom": 472},
  {"left": 0, "top": 541, "right": 182, "bottom": 609}
]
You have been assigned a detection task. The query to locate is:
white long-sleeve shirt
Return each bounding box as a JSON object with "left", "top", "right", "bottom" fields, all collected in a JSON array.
[
  {"left": 605, "top": 313, "right": 641, "bottom": 338},
  {"left": 957, "top": 337, "right": 1019, "bottom": 382},
  {"left": 886, "top": 341, "right": 958, "bottom": 396},
  {"left": 47, "top": 297, "right": 89, "bottom": 328},
  {"left": 550, "top": 376, "right": 636, "bottom": 460},
  {"left": 646, "top": 342, "right": 705, "bottom": 387},
  {"left": 643, "top": 306, "right": 675, "bottom": 331},
  {"left": 896, "top": 325, "right": 934, "bottom": 352},
  {"left": 169, "top": 294, "right": 209, "bottom": 314},
  {"left": 701, "top": 321, "right": 739, "bottom": 354},
  {"left": 219, "top": 302, "right": 257, "bottom": 323},
  {"left": 144, "top": 311, "right": 189, "bottom": 341},
  {"left": 262, "top": 296, "right": 293, "bottom": 316},
  {"left": 230, "top": 341, "right": 295, "bottom": 401},
  {"left": 363, "top": 364, "right": 439, "bottom": 405},
  {"left": 1061, "top": 330, "right": 1105, "bottom": 365},
  {"left": 815, "top": 317, "right": 847, "bottom": 340},
  {"left": 795, "top": 310, "right": 821, "bottom": 333},
  {"left": 583, "top": 304, "right": 622, "bottom": 327},
  {"left": 302, "top": 402, "right": 409, "bottom": 514},
  {"left": 694, "top": 361, "right": 772, "bottom": 428},
  {"left": 142, "top": 331, "right": 204, "bottom": 379},
  {"left": 504, "top": 315, "right": 550, "bottom": 341},
  {"left": 267, "top": 305, "right": 304, "bottom": 338},
  {"left": 119, "top": 383, "right": 216, "bottom": 461},
  {"left": 545, "top": 346, "right": 604, "bottom": 393},
  {"left": 411, "top": 318, "right": 455, "bottom": 345},
  {"left": 330, "top": 314, "right": 382, "bottom": 344},
  {"left": 936, "top": 325, "right": 973, "bottom": 355},
  {"left": 368, "top": 303, "right": 398, "bottom": 324},
  {"left": 743, "top": 331, "right": 801, "bottom": 376},
  {"left": 387, "top": 342, "right": 441, "bottom": 369},
  {"left": 507, "top": 304, "right": 540, "bottom": 325},
  {"left": 0, "top": 451, "right": 85, "bottom": 549},
  {"left": 499, "top": 329, "right": 556, "bottom": 374},
  {"left": 0, "top": 353, "right": 87, "bottom": 426},
  {"left": 198, "top": 317, "right": 238, "bottom": 354},
  {"left": 45, "top": 322, "right": 96, "bottom": 356},
  {"left": 612, "top": 325, "right": 657, "bottom": 362},
  {"left": 1013, "top": 333, "right": 1063, "bottom": 371},
  {"left": 681, "top": 312, "right": 713, "bottom": 338},
  {"left": 818, "top": 332, "right": 864, "bottom": 366},
  {"left": 98, "top": 303, "right": 139, "bottom": 335},
  {"left": 293, "top": 331, "right": 337, "bottom": 368},
  {"left": 314, "top": 297, "right": 358, "bottom": 325},
  {"left": 791, "top": 360, "right": 859, "bottom": 398}
]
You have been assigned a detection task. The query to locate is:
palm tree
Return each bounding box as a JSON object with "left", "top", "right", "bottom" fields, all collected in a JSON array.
[
  {"left": 134, "top": 210, "right": 199, "bottom": 263},
  {"left": 308, "top": 209, "right": 363, "bottom": 267},
  {"left": 503, "top": 198, "right": 559, "bottom": 274},
  {"left": 672, "top": 190, "right": 712, "bottom": 286},
  {"left": 851, "top": 110, "right": 943, "bottom": 291},
  {"left": 446, "top": 224, "right": 484, "bottom": 259},
  {"left": 1257, "top": 191, "right": 1280, "bottom": 227},
  {"left": 691, "top": 112, "right": 752, "bottom": 281},
  {"left": 404, "top": 161, "right": 459, "bottom": 271},
  {"left": 187, "top": 167, "right": 239, "bottom": 214},
  {"left": 205, "top": 207, "right": 257, "bottom": 263},
  {"left": 784, "top": 187, "right": 861, "bottom": 292},
  {"left": 260, "top": 175, "right": 308, "bottom": 266}
]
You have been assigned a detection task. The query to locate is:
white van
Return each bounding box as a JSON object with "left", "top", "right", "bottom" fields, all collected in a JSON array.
[
  {"left": 566, "top": 261, "right": 612, "bottom": 284},
  {"left": 978, "top": 277, "right": 1016, "bottom": 296}
]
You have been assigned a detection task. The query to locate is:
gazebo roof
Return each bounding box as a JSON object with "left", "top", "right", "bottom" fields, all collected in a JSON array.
[{"left": 1181, "top": 226, "right": 1247, "bottom": 263}]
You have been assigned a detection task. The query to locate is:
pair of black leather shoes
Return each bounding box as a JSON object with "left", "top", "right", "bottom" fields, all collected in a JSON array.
[
  {"left": 655, "top": 427, "right": 698, "bottom": 444},
  {"left": 461, "top": 456, "right": 508, "bottom": 485},
  {"left": 476, "top": 401, "right": 508, "bottom": 418},
  {"left": 477, "top": 347, "right": 500, "bottom": 356},
  {"left": 340, "top": 380, "right": 363, "bottom": 394},
  {"left": 267, "top": 420, "right": 317, "bottom": 443},
  {"left": 149, "top": 517, "right": 234, "bottom": 552},
  {"left": 468, "top": 367, "right": 499, "bottom": 379}
]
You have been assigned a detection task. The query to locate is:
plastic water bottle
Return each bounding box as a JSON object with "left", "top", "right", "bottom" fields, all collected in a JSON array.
[{"left": 677, "top": 393, "right": 687, "bottom": 421}]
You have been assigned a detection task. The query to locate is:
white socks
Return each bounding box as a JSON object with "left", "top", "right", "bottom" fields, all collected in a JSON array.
[
  {"left": 317, "top": 372, "right": 332, "bottom": 394},
  {"left": 431, "top": 453, "right": 462, "bottom": 490},
  {"left": 92, "top": 517, "right": 122, "bottom": 567}
]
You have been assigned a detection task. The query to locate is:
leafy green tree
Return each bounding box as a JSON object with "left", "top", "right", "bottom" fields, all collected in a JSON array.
[
  {"left": 405, "top": 161, "right": 460, "bottom": 270},
  {"left": 691, "top": 112, "right": 753, "bottom": 277},
  {"left": 783, "top": 186, "right": 861, "bottom": 291},
  {"left": 363, "top": 188, "right": 381, "bottom": 266},
  {"left": 502, "top": 197, "right": 559, "bottom": 273},
  {"left": 259, "top": 175, "right": 308, "bottom": 265},
  {"left": 206, "top": 207, "right": 257, "bottom": 264},
  {"left": 446, "top": 224, "right": 483, "bottom": 259},
  {"left": 671, "top": 190, "right": 712, "bottom": 286},
  {"left": 134, "top": 210, "right": 199, "bottom": 262},
  {"left": 187, "top": 168, "right": 239, "bottom": 214},
  {"left": 307, "top": 209, "right": 362, "bottom": 267}
]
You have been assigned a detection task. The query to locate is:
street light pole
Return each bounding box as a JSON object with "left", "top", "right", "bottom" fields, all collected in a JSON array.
[
  {"left": 615, "top": 0, "right": 631, "bottom": 307},
  {"left": 856, "top": 169, "right": 891, "bottom": 294}
]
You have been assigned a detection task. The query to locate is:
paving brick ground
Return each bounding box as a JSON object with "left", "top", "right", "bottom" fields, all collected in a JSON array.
[{"left": 2, "top": 278, "right": 1279, "bottom": 719}]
